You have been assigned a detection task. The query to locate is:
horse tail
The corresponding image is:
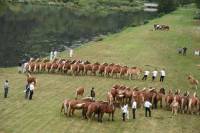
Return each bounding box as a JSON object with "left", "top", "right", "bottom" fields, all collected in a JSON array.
[
  {"left": 188, "top": 98, "right": 192, "bottom": 113},
  {"left": 61, "top": 103, "right": 64, "bottom": 113},
  {"left": 181, "top": 98, "right": 184, "bottom": 113}
]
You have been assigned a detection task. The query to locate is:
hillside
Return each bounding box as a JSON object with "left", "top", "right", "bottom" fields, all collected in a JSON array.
[
  {"left": 0, "top": 0, "right": 145, "bottom": 67},
  {"left": 0, "top": 5, "right": 200, "bottom": 133}
]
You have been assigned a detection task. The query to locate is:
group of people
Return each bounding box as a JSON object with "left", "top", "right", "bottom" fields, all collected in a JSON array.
[
  {"left": 142, "top": 69, "right": 166, "bottom": 82},
  {"left": 121, "top": 99, "right": 152, "bottom": 121},
  {"left": 2, "top": 80, "right": 35, "bottom": 100},
  {"left": 177, "top": 47, "right": 187, "bottom": 56},
  {"left": 50, "top": 50, "right": 58, "bottom": 61}
]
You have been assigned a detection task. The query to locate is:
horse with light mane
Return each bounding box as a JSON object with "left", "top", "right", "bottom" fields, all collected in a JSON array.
[{"left": 188, "top": 75, "right": 199, "bottom": 90}]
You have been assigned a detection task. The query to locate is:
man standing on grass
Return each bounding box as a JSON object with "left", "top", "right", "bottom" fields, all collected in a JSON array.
[
  {"left": 183, "top": 47, "right": 187, "bottom": 56},
  {"left": 132, "top": 99, "right": 137, "bottom": 119},
  {"left": 121, "top": 104, "right": 129, "bottom": 121},
  {"left": 25, "top": 83, "right": 30, "bottom": 99},
  {"left": 152, "top": 69, "right": 158, "bottom": 81},
  {"left": 142, "top": 70, "right": 150, "bottom": 81},
  {"left": 90, "top": 87, "right": 95, "bottom": 100},
  {"left": 144, "top": 99, "right": 152, "bottom": 117},
  {"left": 160, "top": 69, "right": 166, "bottom": 82},
  {"left": 29, "top": 82, "right": 35, "bottom": 100},
  {"left": 69, "top": 48, "right": 73, "bottom": 58},
  {"left": 3, "top": 80, "right": 9, "bottom": 98}
]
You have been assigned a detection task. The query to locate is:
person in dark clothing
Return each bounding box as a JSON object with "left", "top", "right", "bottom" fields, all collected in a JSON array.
[
  {"left": 25, "top": 84, "right": 30, "bottom": 99},
  {"left": 183, "top": 47, "right": 187, "bottom": 56},
  {"left": 3, "top": 80, "right": 9, "bottom": 98},
  {"left": 90, "top": 87, "right": 95, "bottom": 100}
]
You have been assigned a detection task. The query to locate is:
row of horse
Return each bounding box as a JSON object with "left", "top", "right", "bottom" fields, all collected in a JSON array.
[
  {"left": 60, "top": 85, "right": 200, "bottom": 122},
  {"left": 60, "top": 97, "right": 115, "bottom": 122},
  {"left": 24, "top": 58, "right": 142, "bottom": 80},
  {"left": 107, "top": 84, "right": 200, "bottom": 114}
]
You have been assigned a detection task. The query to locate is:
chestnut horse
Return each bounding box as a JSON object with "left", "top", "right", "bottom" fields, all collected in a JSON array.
[{"left": 75, "top": 87, "right": 85, "bottom": 99}]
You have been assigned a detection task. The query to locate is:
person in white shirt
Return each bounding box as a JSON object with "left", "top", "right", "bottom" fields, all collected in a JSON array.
[
  {"left": 3, "top": 80, "right": 9, "bottom": 98},
  {"left": 50, "top": 51, "right": 53, "bottom": 61},
  {"left": 144, "top": 100, "right": 152, "bottom": 117},
  {"left": 132, "top": 99, "right": 137, "bottom": 119},
  {"left": 29, "top": 82, "right": 35, "bottom": 100},
  {"left": 152, "top": 69, "right": 158, "bottom": 81},
  {"left": 160, "top": 69, "right": 166, "bottom": 82},
  {"left": 53, "top": 50, "right": 58, "bottom": 59},
  {"left": 142, "top": 70, "right": 150, "bottom": 80},
  {"left": 69, "top": 49, "right": 73, "bottom": 58},
  {"left": 121, "top": 104, "right": 129, "bottom": 121}
]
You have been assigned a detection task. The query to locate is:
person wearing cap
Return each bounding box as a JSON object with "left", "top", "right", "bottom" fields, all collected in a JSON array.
[
  {"left": 90, "top": 87, "right": 95, "bottom": 100},
  {"left": 3, "top": 80, "right": 9, "bottom": 98},
  {"left": 29, "top": 82, "right": 35, "bottom": 100}
]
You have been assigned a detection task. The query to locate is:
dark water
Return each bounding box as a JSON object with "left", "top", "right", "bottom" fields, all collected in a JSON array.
[{"left": 0, "top": 2, "right": 156, "bottom": 66}]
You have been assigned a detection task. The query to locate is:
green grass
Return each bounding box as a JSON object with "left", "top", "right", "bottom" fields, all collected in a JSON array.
[{"left": 0, "top": 5, "right": 200, "bottom": 133}]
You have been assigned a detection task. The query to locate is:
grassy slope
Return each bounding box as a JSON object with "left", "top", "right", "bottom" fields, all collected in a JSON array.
[{"left": 0, "top": 5, "right": 200, "bottom": 133}]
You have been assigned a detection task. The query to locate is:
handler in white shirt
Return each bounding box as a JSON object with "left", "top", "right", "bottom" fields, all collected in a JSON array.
[
  {"left": 152, "top": 69, "right": 158, "bottom": 81},
  {"left": 160, "top": 69, "right": 166, "bottom": 82},
  {"left": 29, "top": 82, "right": 35, "bottom": 100},
  {"left": 132, "top": 99, "right": 137, "bottom": 119},
  {"left": 142, "top": 70, "right": 150, "bottom": 80},
  {"left": 69, "top": 49, "right": 73, "bottom": 58},
  {"left": 144, "top": 100, "right": 152, "bottom": 117},
  {"left": 121, "top": 104, "right": 129, "bottom": 121}
]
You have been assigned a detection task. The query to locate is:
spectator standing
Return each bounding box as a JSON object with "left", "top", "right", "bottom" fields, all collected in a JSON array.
[
  {"left": 142, "top": 70, "right": 150, "bottom": 80},
  {"left": 90, "top": 87, "right": 95, "bottom": 100},
  {"left": 152, "top": 69, "right": 158, "bottom": 81},
  {"left": 144, "top": 100, "right": 152, "bottom": 117},
  {"left": 69, "top": 49, "right": 73, "bottom": 58},
  {"left": 132, "top": 99, "right": 137, "bottom": 119},
  {"left": 183, "top": 47, "right": 187, "bottom": 56},
  {"left": 3, "top": 80, "right": 9, "bottom": 98},
  {"left": 29, "top": 82, "right": 35, "bottom": 100},
  {"left": 54, "top": 50, "right": 58, "bottom": 59},
  {"left": 121, "top": 104, "right": 129, "bottom": 121},
  {"left": 50, "top": 51, "right": 53, "bottom": 61},
  {"left": 160, "top": 69, "right": 166, "bottom": 82},
  {"left": 25, "top": 83, "right": 30, "bottom": 99}
]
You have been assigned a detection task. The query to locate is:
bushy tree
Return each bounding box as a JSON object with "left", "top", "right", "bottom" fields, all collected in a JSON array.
[{"left": 195, "top": 0, "right": 200, "bottom": 8}]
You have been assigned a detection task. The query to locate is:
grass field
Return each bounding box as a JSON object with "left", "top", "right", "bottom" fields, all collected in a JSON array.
[{"left": 0, "top": 5, "right": 200, "bottom": 133}]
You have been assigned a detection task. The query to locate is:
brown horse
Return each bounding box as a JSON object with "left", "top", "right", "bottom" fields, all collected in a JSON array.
[
  {"left": 188, "top": 92, "right": 199, "bottom": 114},
  {"left": 188, "top": 75, "right": 199, "bottom": 90},
  {"left": 67, "top": 97, "right": 94, "bottom": 116},
  {"left": 98, "top": 102, "right": 115, "bottom": 122},
  {"left": 75, "top": 87, "right": 85, "bottom": 99},
  {"left": 119, "top": 66, "right": 128, "bottom": 78},
  {"left": 127, "top": 67, "right": 142, "bottom": 80},
  {"left": 107, "top": 92, "right": 114, "bottom": 105},
  {"left": 153, "top": 88, "right": 165, "bottom": 109},
  {"left": 98, "top": 63, "right": 108, "bottom": 76},
  {"left": 27, "top": 73, "right": 37, "bottom": 86},
  {"left": 86, "top": 102, "right": 101, "bottom": 121},
  {"left": 111, "top": 64, "right": 121, "bottom": 78},
  {"left": 104, "top": 63, "right": 115, "bottom": 77},
  {"left": 165, "top": 89, "right": 174, "bottom": 109},
  {"left": 91, "top": 62, "right": 100, "bottom": 76},
  {"left": 181, "top": 91, "right": 190, "bottom": 114}
]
